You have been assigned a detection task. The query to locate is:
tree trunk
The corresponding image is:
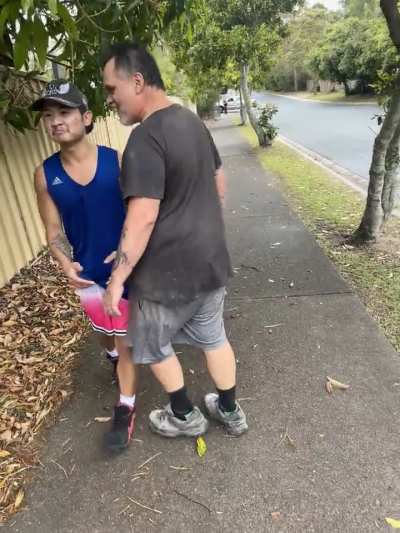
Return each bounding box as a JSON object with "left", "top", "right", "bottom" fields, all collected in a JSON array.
[
  {"left": 239, "top": 87, "right": 247, "bottom": 125},
  {"left": 294, "top": 67, "right": 298, "bottom": 92},
  {"left": 382, "top": 121, "right": 400, "bottom": 221},
  {"left": 343, "top": 80, "right": 350, "bottom": 96},
  {"left": 354, "top": 94, "right": 400, "bottom": 242},
  {"left": 240, "top": 63, "right": 266, "bottom": 146}
]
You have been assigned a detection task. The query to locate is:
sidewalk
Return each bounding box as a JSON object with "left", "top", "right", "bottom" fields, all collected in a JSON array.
[{"left": 6, "top": 118, "right": 400, "bottom": 533}]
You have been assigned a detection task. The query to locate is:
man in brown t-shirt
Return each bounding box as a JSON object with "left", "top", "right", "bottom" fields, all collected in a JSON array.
[{"left": 102, "top": 43, "right": 247, "bottom": 438}]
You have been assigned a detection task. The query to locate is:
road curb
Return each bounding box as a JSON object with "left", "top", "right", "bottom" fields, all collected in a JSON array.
[
  {"left": 277, "top": 134, "right": 368, "bottom": 197},
  {"left": 277, "top": 135, "right": 400, "bottom": 219},
  {"left": 266, "top": 91, "right": 379, "bottom": 107}
]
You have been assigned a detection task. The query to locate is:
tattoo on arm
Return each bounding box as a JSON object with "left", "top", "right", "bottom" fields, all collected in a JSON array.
[
  {"left": 50, "top": 232, "right": 72, "bottom": 260},
  {"left": 112, "top": 247, "right": 130, "bottom": 270},
  {"left": 112, "top": 227, "right": 130, "bottom": 270}
]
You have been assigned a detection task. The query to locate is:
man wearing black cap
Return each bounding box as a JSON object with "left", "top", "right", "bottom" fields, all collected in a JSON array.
[{"left": 32, "top": 80, "right": 138, "bottom": 451}]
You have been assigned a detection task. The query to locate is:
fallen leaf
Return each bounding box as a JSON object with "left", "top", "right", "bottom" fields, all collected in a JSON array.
[
  {"left": 3, "top": 320, "right": 17, "bottom": 327},
  {"left": 386, "top": 517, "right": 400, "bottom": 528},
  {"left": 15, "top": 355, "right": 45, "bottom": 365},
  {"left": 271, "top": 511, "right": 281, "bottom": 521},
  {"left": 0, "top": 430, "right": 13, "bottom": 442},
  {"left": 196, "top": 436, "right": 207, "bottom": 458},
  {"left": 14, "top": 489, "right": 24, "bottom": 509},
  {"left": 94, "top": 417, "right": 111, "bottom": 423},
  {"left": 0, "top": 450, "right": 11, "bottom": 458},
  {"left": 326, "top": 376, "right": 350, "bottom": 393}
]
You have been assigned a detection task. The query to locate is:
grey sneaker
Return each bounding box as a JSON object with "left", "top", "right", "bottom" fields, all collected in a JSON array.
[
  {"left": 149, "top": 404, "right": 209, "bottom": 438},
  {"left": 204, "top": 393, "right": 248, "bottom": 436}
]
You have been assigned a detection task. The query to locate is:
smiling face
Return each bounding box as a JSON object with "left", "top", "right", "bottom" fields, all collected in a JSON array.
[
  {"left": 102, "top": 57, "right": 145, "bottom": 125},
  {"left": 42, "top": 103, "right": 92, "bottom": 144}
]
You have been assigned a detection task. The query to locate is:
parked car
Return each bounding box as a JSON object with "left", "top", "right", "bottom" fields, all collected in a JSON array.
[
  {"left": 218, "top": 95, "right": 257, "bottom": 113},
  {"left": 219, "top": 95, "right": 241, "bottom": 113}
]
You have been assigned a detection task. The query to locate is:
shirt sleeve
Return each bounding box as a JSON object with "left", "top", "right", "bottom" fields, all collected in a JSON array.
[
  {"left": 204, "top": 125, "right": 222, "bottom": 170},
  {"left": 120, "top": 126, "right": 166, "bottom": 201}
]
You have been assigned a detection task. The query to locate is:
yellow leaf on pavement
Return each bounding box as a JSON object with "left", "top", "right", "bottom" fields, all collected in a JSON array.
[
  {"left": 196, "top": 436, "right": 207, "bottom": 458},
  {"left": 386, "top": 518, "right": 400, "bottom": 528}
]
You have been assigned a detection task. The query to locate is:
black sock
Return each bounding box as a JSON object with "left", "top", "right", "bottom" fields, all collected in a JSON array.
[
  {"left": 217, "top": 386, "right": 236, "bottom": 412},
  {"left": 169, "top": 387, "right": 193, "bottom": 420}
]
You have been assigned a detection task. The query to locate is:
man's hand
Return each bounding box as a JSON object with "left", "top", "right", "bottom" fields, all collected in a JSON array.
[
  {"left": 103, "top": 278, "right": 124, "bottom": 317},
  {"left": 64, "top": 262, "right": 95, "bottom": 289}
]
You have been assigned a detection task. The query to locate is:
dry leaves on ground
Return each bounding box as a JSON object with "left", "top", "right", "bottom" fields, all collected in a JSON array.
[{"left": 0, "top": 251, "right": 89, "bottom": 522}]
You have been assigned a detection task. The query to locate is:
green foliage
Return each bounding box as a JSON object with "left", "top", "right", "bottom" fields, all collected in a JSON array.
[
  {"left": 265, "top": 5, "right": 337, "bottom": 91},
  {"left": 0, "top": 0, "right": 187, "bottom": 131},
  {"left": 267, "top": 0, "right": 398, "bottom": 96},
  {"left": 152, "top": 45, "right": 191, "bottom": 102},
  {"left": 257, "top": 103, "right": 278, "bottom": 143},
  {"left": 340, "top": 0, "right": 380, "bottom": 18},
  {"left": 167, "top": 0, "right": 301, "bottom": 111},
  {"left": 307, "top": 16, "right": 398, "bottom": 94},
  {"left": 196, "top": 84, "right": 220, "bottom": 118}
]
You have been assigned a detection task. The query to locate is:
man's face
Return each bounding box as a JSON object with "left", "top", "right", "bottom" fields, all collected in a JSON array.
[
  {"left": 103, "top": 58, "right": 144, "bottom": 125},
  {"left": 42, "top": 104, "right": 91, "bottom": 144}
]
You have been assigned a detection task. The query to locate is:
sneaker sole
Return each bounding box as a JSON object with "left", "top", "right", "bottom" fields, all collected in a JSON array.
[
  {"left": 149, "top": 420, "right": 209, "bottom": 438},
  {"left": 104, "top": 439, "right": 130, "bottom": 452}
]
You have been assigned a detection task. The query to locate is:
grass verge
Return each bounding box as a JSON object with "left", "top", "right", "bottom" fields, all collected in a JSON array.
[{"left": 239, "top": 124, "right": 400, "bottom": 351}]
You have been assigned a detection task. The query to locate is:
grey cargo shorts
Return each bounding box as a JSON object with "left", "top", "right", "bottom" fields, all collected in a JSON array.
[{"left": 126, "top": 287, "right": 227, "bottom": 365}]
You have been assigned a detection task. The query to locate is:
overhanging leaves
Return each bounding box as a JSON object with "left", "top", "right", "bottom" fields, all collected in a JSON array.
[{"left": 0, "top": 0, "right": 189, "bottom": 131}]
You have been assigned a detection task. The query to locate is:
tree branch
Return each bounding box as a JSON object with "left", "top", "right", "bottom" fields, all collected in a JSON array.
[
  {"left": 76, "top": 3, "right": 111, "bottom": 23},
  {"left": 75, "top": 0, "right": 120, "bottom": 33},
  {"left": 380, "top": 0, "right": 400, "bottom": 53}
]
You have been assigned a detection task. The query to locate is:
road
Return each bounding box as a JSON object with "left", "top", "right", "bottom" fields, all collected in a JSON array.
[{"left": 252, "top": 91, "right": 382, "bottom": 180}]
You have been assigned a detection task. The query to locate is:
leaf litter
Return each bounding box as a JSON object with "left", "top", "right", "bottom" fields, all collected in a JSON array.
[{"left": 0, "top": 251, "right": 88, "bottom": 522}]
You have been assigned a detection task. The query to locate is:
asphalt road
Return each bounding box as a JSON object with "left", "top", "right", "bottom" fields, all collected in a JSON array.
[{"left": 253, "top": 91, "right": 382, "bottom": 180}]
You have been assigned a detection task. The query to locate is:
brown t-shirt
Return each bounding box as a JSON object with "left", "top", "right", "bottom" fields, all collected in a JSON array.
[{"left": 120, "top": 104, "right": 232, "bottom": 305}]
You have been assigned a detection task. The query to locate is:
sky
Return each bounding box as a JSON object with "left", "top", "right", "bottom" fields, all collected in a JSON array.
[{"left": 308, "top": 0, "right": 340, "bottom": 9}]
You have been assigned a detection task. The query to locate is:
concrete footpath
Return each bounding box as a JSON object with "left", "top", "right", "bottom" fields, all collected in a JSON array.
[{"left": 6, "top": 118, "right": 400, "bottom": 532}]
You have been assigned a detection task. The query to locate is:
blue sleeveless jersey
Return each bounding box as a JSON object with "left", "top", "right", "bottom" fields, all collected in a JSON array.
[{"left": 43, "top": 146, "right": 126, "bottom": 290}]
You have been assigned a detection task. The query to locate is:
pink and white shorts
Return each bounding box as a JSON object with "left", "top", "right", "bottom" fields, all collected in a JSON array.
[{"left": 76, "top": 284, "right": 129, "bottom": 337}]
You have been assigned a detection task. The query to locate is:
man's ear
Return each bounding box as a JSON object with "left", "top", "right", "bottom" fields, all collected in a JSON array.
[
  {"left": 132, "top": 72, "right": 145, "bottom": 94},
  {"left": 83, "top": 110, "right": 93, "bottom": 127}
]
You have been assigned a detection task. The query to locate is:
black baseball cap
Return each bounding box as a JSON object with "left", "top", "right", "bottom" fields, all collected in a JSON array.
[{"left": 31, "top": 80, "right": 89, "bottom": 112}]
